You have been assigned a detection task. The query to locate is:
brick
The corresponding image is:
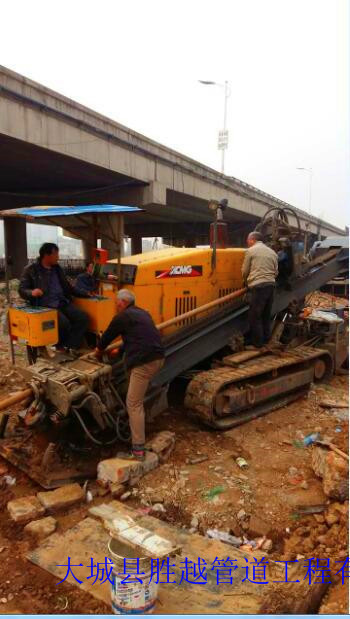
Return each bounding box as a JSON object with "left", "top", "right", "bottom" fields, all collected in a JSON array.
[
  {"left": 24, "top": 516, "right": 57, "bottom": 539},
  {"left": 37, "top": 483, "right": 84, "bottom": 511},
  {"left": 145, "top": 431, "right": 175, "bottom": 462},
  {"left": 97, "top": 458, "right": 143, "bottom": 486},
  {"left": 7, "top": 495, "right": 45, "bottom": 524}
]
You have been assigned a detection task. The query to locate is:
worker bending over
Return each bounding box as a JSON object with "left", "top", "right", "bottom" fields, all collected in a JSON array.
[
  {"left": 242, "top": 231, "right": 278, "bottom": 349},
  {"left": 95, "top": 289, "right": 164, "bottom": 461},
  {"left": 19, "top": 243, "right": 89, "bottom": 352}
]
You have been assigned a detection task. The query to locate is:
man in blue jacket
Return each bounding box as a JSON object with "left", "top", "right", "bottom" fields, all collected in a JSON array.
[
  {"left": 19, "top": 243, "right": 89, "bottom": 351},
  {"left": 75, "top": 261, "right": 99, "bottom": 294}
]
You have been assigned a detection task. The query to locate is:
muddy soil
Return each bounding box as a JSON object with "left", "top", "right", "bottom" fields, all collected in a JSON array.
[{"left": 0, "top": 286, "right": 348, "bottom": 613}]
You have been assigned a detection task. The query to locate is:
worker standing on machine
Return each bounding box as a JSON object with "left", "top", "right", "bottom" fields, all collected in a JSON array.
[
  {"left": 242, "top": 231, "right": 278, "bottom": 349},
  {"left": 19, "top": 243, "right": 89, "bottom": 352},
  {"left": 95, "top": 289, "right": 164, "bottom": 461}
]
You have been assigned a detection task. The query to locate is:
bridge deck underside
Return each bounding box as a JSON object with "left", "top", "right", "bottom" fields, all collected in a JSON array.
[{"left": 0, "top": 133, "right": 258, "bottom": 239}]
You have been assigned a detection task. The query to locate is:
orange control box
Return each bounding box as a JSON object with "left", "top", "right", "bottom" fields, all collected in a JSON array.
[{"left": 8, "top": 306, "right": 58, "bottom": 347}]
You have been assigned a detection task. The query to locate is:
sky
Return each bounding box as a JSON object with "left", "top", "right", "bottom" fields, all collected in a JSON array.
[{"left": 0, "top": 0, "right": 349, "bottom": 229}]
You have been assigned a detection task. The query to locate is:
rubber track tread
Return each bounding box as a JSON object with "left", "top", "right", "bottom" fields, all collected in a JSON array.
[{"left": 184, "top": 345, "right": 328, "bottom": 424}]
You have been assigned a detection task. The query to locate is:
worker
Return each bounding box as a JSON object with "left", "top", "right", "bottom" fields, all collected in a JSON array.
[
  {"left": 75, "top": 261, "right": 99, "bottom": 294},
  {"left": 75, "top": 261, "right": 118, "bottom": 294},
  {"left": 242, "top": 231, "right": 278, "bottom": 349},
  {"left": 19, "top": 242, "right": 89, "bottom": 352},
  {"left": 95, "top": 289, "right": 164, "bottom": 461}
]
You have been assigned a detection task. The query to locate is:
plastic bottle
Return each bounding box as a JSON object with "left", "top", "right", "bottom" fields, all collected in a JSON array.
[{"left": 303, "top": 432, "right": 320, "bottom": 446}]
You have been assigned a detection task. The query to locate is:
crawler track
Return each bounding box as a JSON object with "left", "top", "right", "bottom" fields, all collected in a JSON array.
[{"left": 184, "top": 345, "right": 333, "bottom": 428}]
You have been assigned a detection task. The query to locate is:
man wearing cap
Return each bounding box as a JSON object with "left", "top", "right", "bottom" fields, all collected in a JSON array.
[
  {"left": 242, "top": 231, "right": 278, "bottom": 349},
  {"left": 95, "top": 289, "right": 164, "bottom": 460}
]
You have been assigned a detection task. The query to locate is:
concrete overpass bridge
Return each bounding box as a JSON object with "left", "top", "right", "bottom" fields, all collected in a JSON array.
[{"left": 0, "top": 65, "right": 346, "bottom": 272}]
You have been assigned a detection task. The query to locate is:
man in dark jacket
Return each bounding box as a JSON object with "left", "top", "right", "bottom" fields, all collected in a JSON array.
[
  {"left": 95, "top": 289, "right": 164, "bottom": 460},
  {"left": 75, "top": 262, "right": 99, "bottom": 294},
  {"left": 19, "top": 243, "right": 89, "bottom": 351}
]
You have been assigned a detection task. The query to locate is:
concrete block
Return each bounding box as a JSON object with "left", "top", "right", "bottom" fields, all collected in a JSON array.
[
  {"left": 141, "top": 451, "right": 159, "bottom": 473},
  {"left": 97, "top": 458, "right": 143, "bottom": 486},
  {"left": 7, "top": 495, "right": 45, "bottom": 524},
  {"left": 37, "top": 483, "right": 84, "bottom": 511},
  {"left": 24, "top": 516, "right": 57, "bottom": 539},
  {"left": 98, "top": 452, "right": 159, "bottom": 486},
  {"left": 145, "top": 431, "right": 175, "bottom": 462}
]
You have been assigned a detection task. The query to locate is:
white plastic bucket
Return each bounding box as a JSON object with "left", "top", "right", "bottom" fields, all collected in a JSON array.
[{"left": 108, "top": 538, "right": 159, "bottom": 615}]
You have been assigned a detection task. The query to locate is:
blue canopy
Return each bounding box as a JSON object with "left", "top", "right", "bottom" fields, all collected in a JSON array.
[{"left": 16, "top": 204, "right": 142, "bottom": 217}]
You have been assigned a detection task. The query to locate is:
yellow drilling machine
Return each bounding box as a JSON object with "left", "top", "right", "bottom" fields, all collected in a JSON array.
[{"left": 0, "top": 202, "right": 348, "bottom": 487}]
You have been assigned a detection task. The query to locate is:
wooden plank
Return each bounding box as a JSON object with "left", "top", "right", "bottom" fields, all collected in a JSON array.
[
  {"left": 27, "top": 502, "right": 327, "bottom": 614},
  {"left": 223, "top": 348, "right": 268, "bottom": 366},
  {"left": 319, "top": 399, "right": 348, "bottom": 409}
]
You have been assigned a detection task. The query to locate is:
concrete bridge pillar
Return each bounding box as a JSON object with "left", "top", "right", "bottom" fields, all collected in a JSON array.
[
  {"left": 131, "top": 235, "right": 142, "bottom": 255},
  {"left": 100, "top": 215, "right": 124, "bottom": 259},
  {"left": 4, "top": 218, "right": 28, "bottom": 279}
]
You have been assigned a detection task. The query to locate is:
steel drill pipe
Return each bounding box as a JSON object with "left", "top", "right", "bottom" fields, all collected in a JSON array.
[
  {"left": 0, "top": 388, "right": 33, "bottom": 412},
  {"left": 105, "top": 286, "right": 247, "bottom": 353}
]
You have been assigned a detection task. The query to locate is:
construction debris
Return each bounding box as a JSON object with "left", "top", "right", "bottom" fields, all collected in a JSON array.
[
  {"left": 312, "top": 446, "right": 349, "bottom": 501},
  {"left": 206, "top": 529, "right": 242, "bottom": 547},
  {"left": 24, "top": 516, "right": 57, "bottom": 539},
  {"left": 109, "top": 483, "right": 126, "bottom": 498},
  {"left": 98, "top": 452, "right": 159, "bottom": 487},
  {"left": 305, "top": 290, "right": 349, "bottom": 310},
  {"left": 319, "top": 399, "right": 348, "bottom": 409},
  {"left": 90, "top": 503, "right": 180, "bottom": 558},
  {"left": 7, "top": 495, "right": 45, "bottom": 524},
  {"left": 145, "top": 430, "right": 176, "bottom": 462},
  {"left": 236, "top": 456, "right": 249, "bottom": 469},
  {"left": 316, "top": 439, "right": 349, "bottom": 461},
  {"left": 120, "top": 491, "right": 132, "bottom": 501},
  {"left": 37, "top": 483, "right": 84, "bottom": 511},
  {"left": 189, "top": 455, "right": 208, "bottom": 465}
]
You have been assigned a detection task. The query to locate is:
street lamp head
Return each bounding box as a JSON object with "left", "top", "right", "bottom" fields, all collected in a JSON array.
[{"left": 198, "top": 80, "right": 217, "bottom": 85}]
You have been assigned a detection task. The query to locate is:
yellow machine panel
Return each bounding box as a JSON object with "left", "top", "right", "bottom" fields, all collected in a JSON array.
[
  {"left": 8, "top": 306, "right": 58, "bottom": 347},
  {"left": 8, "top": 246, "right": 246, "bottom": 349},
  {"left": 108, "top": 247, "right": 246, "bottom": 332},
  {"left": 73, "top": 296, "right": 116, "bottom": 336}
]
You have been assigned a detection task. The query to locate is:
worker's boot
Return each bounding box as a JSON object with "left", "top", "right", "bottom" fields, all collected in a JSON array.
[{"left": 117, "top": 445, "right": 145, "bottom": 462}]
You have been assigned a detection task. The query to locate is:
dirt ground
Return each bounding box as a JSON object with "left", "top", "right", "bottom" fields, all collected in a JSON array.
[{"left": 0, "top": 286, "right": 348, "bottom": 614}]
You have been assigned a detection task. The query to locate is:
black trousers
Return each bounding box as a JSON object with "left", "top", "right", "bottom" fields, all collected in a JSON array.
[
  {"left": 57, "top": 303, "right": 89, "bottom": 350},
  {"left": 248, "top": 285, "right": 275, "bottom": 348}
]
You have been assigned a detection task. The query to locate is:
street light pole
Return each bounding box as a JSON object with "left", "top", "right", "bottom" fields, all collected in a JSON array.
[
  {"left": 199, "top": 80, "right": 231, "bottom": 174},
  {"left": 221, "top": 80, "right": 229, "bottom": 174},
  {"left": 296, "top": 167, "right": 313, "bottom": 215},
  {"left": 296, "top": 166, "right": 313, "bottom": 256}
]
